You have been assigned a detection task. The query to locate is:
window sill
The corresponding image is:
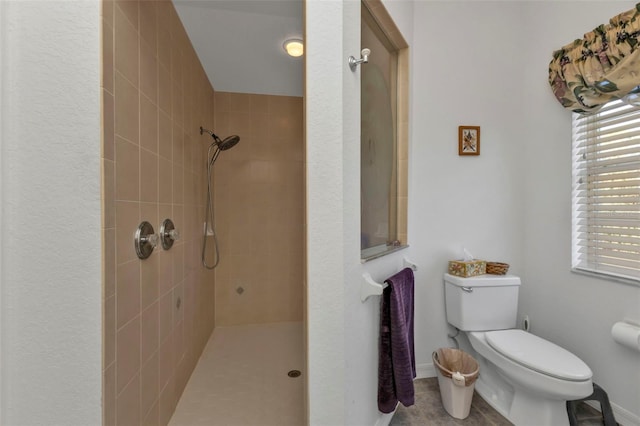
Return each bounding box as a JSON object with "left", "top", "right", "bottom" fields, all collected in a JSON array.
[
  {"left": 361, "top": 244, "right": 409, "bottom": 263},
  {"left": 571, "top": 267, "right": 640, "bottom": 288}
]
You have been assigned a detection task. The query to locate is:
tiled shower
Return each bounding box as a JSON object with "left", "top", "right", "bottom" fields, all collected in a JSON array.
[
  {"left": 212, "top": 92, "right": 303, "bottom": 327},
  {"left": 101, "top": 1, "right": 303, "bottom": 424}
]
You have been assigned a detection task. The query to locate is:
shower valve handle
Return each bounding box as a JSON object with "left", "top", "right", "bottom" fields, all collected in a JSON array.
[
  {"left": 159, "top": 218, "right": 179, "bottom": 250},
  {"left": 143, "top": 233, "right": 159, "bottom": 247},
  {"left": 168, "top": 229, "right": 180, "bottom": 241}
]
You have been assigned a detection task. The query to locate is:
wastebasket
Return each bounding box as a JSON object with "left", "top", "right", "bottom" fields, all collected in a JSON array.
[{"left": 432, "top": 348, "right": 479, "bottom": 419}]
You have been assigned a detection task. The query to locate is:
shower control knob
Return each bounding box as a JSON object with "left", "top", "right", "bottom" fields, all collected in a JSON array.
[
  {"left": 144, "top": 233, "right": 159, "bottom": 247},
  {"left": 168, "top": 229, "right": 180, "bottom": 241},
  {"left": 160, "top": 218, "right": 179, "bottom": 250},
  {"left": 135, "top": 221, "right": 158, "bottom": 260}
]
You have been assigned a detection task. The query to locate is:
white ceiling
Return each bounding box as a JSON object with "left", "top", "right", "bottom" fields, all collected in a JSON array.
[{"left": 174, "top": 0, "right": 304, "bottom": 97}]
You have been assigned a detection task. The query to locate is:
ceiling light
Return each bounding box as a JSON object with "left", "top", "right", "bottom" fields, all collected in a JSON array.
[{"left": 283, "top": 39, "right": 304, "bottom": 57}]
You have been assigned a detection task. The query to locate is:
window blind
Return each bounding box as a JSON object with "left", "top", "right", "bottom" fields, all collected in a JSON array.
[{"left": 573, "top": 100, "right": 640, "bottom": 282}]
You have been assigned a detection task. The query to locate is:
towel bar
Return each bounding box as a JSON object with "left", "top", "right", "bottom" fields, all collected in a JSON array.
[
  {"left": 361, "top": 258, "right": 419, "bottom": 302},
  {"left": 403, "top": 258, "right": 418, "bottom": 271},
  {"left": 361, "top": 272, "right": 387, "bottom": 302}
]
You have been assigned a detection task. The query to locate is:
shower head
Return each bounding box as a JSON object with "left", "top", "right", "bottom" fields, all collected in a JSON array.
[
  {"left": 218, "top": 135, "right": 240, "bottom": 151},
  {"left": 200, "top": 126, "right": 240, "bottom": 151}
]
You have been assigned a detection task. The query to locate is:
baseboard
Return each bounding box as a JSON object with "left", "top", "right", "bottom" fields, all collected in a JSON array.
[
  {"left": 416, "top": 362, "right": 436, "bottom": 379},
  {"left": 374, "top": 411, "right": 395, "bottom": 426},
  {"left": 585, "top": 399, "right": 640, "bottom": 426}
]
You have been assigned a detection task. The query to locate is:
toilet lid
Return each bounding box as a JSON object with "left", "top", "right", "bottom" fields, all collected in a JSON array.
[{"left": 485, "top": 330, "right": 592, "bottom": 381}]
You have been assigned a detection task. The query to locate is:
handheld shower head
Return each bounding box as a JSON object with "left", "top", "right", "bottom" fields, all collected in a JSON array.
[
  {"left": 200, "top": 126, "right": 241, "bottom": 151},
  {"left": 218, "top": 135, "right": 240, "bottom": 151}
]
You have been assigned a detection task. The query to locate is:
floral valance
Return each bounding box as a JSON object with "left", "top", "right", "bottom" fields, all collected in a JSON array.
[{"left": 549, "top": 4, "right": 640, "bottom": 114}]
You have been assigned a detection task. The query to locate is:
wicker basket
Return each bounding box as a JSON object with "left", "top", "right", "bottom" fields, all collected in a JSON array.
[{"left": 486, "top": 262, "right": 509, "bottom": 275}]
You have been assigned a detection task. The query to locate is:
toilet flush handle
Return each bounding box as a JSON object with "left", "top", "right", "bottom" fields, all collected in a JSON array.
[{"left": 461, "top": 286, "right": 473, "bottom": 293}]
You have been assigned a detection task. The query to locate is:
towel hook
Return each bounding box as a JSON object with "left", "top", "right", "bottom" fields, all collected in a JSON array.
[{"left": 349, "top": 48, "right": 371, "bottom": 72}]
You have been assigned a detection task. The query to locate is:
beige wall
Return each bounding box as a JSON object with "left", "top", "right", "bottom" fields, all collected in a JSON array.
[
  {"left": 102, "top": 0, "right": 217, "bottom": 424},
  {"left": 213, "top": 92, "right": 304, "bottom": 326}
]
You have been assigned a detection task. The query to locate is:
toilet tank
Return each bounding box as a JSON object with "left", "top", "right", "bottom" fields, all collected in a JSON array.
[{"left": 444, "top": 273, "right": 521, "bottom": 331}]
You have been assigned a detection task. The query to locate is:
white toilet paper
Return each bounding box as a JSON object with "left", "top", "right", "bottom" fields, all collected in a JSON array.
[{"left": 611, "top": 321, "right": 640, "bottom": 353}]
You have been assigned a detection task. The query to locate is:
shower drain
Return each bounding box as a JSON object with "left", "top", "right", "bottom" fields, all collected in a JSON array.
[{"left": 287, "top": 370, "right": 301, "bottom": 378}]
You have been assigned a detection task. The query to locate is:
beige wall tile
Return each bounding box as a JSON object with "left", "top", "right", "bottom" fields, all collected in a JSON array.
[
  {"left": 141, "top": 351, "right": 159, "bottom": 422},
  {"left": 103, "top": 159, "right": 116, "bottom": 228},
  {"left": 172, "top": 164, "right": 184, "bottom": 204},
  {"left": 172, "top": 284, "right": 184, "bottom": 327},
  {"left": 172, "top": 124, "right": 184, "bottom": 166},
  {"left": 159, "top": 203, "right": 173, "bottom": 232},
  {"left": 158, "top": 110, "right": 172, "bottom": 160},
  {"left": 158, "top": 332, "right": 174, "bottom": 395},
  {"left": 140, "top": 95, "right": 158, "bottom": 154},
  {"left": 214, "top": 94, "right": 303, "bottom": 325},
  {"left": 157, "top": 25, "right": 171, "bottom": 70},
  {"left": 104, "top": 228, "right": 116, "bottom": 298},
  {"left": 250, "top": 94, "right": 269, "bottom": 114},
  {"left": 103, "top": 90, "right": 115, "bottom": 160},
  {"left": 141, "top": 250, "right": 159, "bottom": 309},
  {"left": 175, "top": 354, "right": 191, "bottom": 402},
  {"left": 103, "top": 0, "right": 114, "bottom": 25},
  {"left": 103, "top": 362, "right": 116, "bottom": 426},
  {"left": 116, "top": 373, "right": 140, "bottom": 426},
  {"left": 105, "top": 1, "right": 216, "bottom": 422},
  {"left": 143, "top": 400, "right": 159, "bottom": 426},
  {"left": 102, "top": 20, "right": 114, "bottom": 94},
  {"left": 157, "top": 244, "right": 174, "bottom": 295},
  {"left": 114, "top": 6, "right": 139, "bottom": 87},
  {"left": 171, "top": 243, "right": 184, "bottom": 292},
  {"left": 116, "top": 315, "right": 140, "bottom": 395},
  {"left": 158, "top": 373, "right": 176, "bottom": 426},
  {"left": 171, "top": 45, "right": 183, "bottom": 86},
  {"left": 214, "top": 91, "right": 229, "bottom": 113},
  {"left": 158, "top": 64, "right": 171, "bottom": 115},
  {"left": 172, "top": 82, "right": 184, "bottom": 128},
  {"left": 158, "top": 291, "right": 173, "bottom": 344},
  {"left": 115, "top": 201, "right": 140, "bottom": 265},
  {"left": 115, "top": 72, "right": 139, "bottom": 144},
  {"left": 116, "top": 260, "right": 140, "bottom": 329},
  {"left": 104, "top": 295, "right": 116, "bottom": 367},
  {"left": 173, "top": 321, "right": 184, "bottom": 370},
  {"left": 115, "top": 136, "right": 140, "bottom": 201},
  {"left": 140, "top": 149, "right": 158, "bottom": 203},
  {"left": 140, "top": 202, "right": 158, "bottom": 231},
  {"left": 228, "top": 92, "right": 251, "bottom": 113},
  {"left": 141, "top": 302, "right": 159, "bottom": 364},
  {"left": 115, "top": 0, "right": 138, "bottom": 30},
  {"left": 140, "top": 38, "right": 158, "bottom": 104},
  {"left": 139, "top": 0, "right": 157, "bottom": 50},
  {"left": 158, "top": 157, "right": 172, "bottom": 204}
]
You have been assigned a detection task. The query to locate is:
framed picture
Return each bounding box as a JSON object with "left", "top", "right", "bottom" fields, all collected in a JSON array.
[{"left": 458, "top": 126, "right": 480, "bottom": 156}]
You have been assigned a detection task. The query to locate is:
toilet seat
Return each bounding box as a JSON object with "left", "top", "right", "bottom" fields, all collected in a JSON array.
[{"left": 485, "top": 329, "right": 592, "bottom": 382}]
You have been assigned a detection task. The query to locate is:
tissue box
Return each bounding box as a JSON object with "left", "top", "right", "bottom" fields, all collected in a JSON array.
[{"left": 448, "top": 260, "right": 486, "bottom": 277}]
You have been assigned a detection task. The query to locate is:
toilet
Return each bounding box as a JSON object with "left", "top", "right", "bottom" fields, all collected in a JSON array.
[{"left": 444, "top": 273, "right": 593, "bottom": 426}]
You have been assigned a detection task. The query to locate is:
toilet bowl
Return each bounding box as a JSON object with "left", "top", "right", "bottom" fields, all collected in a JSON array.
[
  {"left": 444, "top": 273, "right": 593, "bottom": 425},
  {"left": 467, "top": 330, "right": 592, "bottom": 425}
]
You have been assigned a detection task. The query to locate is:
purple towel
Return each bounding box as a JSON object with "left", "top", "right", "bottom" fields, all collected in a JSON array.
[{"left": 378, "top": 267, "right": 416, "bottom": 413}]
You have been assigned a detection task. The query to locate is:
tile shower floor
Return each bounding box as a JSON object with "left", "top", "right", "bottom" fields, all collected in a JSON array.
[
  {"left": 169, "top": 322, "right": 304, "bottom": 426},
  {"left": 170, "top": 323, "right": 609, "bottom": 426}
]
